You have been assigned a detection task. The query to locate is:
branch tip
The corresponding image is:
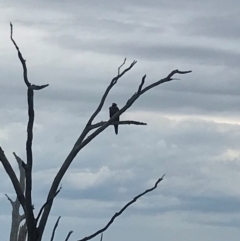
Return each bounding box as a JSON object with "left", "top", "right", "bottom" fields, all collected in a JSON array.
[
  {"left": 50, "top": 216, "right": 61, "bottom": 241},
  {"left": 65, "top": 231, "right": 74, "bottom": 241},
  {"left": 138, "top": 75, "right": 146, "bottom": 93},
  {"left": 5, "top": 194, "right": 14, "bottom": 205},
  {"left": 36, "top": 187, "right": 62, "bottom": 224},
  {"left": 118, "top": 58, "right": 127, "bottom": 75},
  {"left": 77, "top": 175, "right": 164, "bottom": 241}
]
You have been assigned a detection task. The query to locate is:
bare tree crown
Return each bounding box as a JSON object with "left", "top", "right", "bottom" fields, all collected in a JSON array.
[{"left": 0, "top": 23, "right": 191, "bottom": 241}]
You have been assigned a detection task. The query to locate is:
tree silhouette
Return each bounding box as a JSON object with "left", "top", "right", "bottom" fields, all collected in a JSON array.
[{"left": 0, "top": 23, "right": 191, "bottom": 241}]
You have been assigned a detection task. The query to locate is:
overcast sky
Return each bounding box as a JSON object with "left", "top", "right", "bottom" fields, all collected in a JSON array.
[{"left": 1, "top": 0, "right": 240, "bottom": 241}]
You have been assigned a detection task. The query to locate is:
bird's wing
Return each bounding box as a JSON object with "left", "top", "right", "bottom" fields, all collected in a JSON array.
[
  {"left": 109, "top": 107, "right": 113, "bottom": 118},
  {"left": 115, "top": 107, "right": 120, "bottom": 120}
]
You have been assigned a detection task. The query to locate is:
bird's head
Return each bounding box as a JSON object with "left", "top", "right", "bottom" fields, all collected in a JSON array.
[{"left": 112, "top": 103, "right": 117, "bottom": 107}]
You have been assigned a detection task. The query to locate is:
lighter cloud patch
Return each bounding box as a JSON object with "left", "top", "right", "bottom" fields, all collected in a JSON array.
[
  {"left": 0, "top": 129, "right": 9, "bottom": 142},
  {"left": 186, "top": 212, "right": 240, "bottom": 227},
  {"left": 0, "top": 122, "right": 25, "bottom": 143},
  {"left": 66, "top": 166, "right": 135, "bottom": 190},
  {"left": 156, "top": 140, "right": 167, "bottom": 149},
  {"left": 127, "top": 110, "right": 240, "bottom": 127},
  {"left": 216, "top": 149, "right": 240, "bottom": 162},
  {"left": 118, "top": 187, "right": 127, "bottom": 194}
]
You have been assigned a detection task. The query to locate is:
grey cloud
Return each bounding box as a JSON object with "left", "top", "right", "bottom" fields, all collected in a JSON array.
[
  {"left": 46, "top": 33, "right": 240, "bottom": 68},
  {"left": 177, "top": 14, "right": 240, "bottom": 40},
  {"left": 182, "top": 195, "right": 240, "bottom": 213},
  {"left": 2, "top": 0, "right": 240, "bottom": 241},
  {"left": 200, "top": 218, "right": 240, "bottom": 229}
]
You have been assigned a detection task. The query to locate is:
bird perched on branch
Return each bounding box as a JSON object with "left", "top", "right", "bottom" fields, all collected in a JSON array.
[{"left": 109, "top": 103, "right": 119, "bottom": 135}]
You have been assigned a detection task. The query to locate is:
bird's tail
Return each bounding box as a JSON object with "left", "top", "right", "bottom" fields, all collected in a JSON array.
[{"left": 114, "top": 124, "right": 118, "bottom": 135}]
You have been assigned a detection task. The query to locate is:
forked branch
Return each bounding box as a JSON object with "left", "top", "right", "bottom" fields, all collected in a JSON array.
[
  {"left": 75, "top": 69, "right": 192, "bottom": 152},
  {"left": 5, "top": 194, "right": 14, "bottom": 206},
  {"left": 38, "top": 66, "right": 191, "bottom": 239},
  {"left": 13, "top": 152, "right": 26, "bottom": 193},
  {"left": 86, "top": 59, "right": 137, "bottom": 126},
  {"left": 78, "top": 174, "right": 165, "bottom": 241},
  {"left": 10, "top": 22, "right": 49, "bottom": 90},
  {"left": 0, "top": 147, "right": 25, "bottom": 210}
]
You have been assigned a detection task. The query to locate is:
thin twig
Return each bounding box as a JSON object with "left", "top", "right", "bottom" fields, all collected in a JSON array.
[
  {"left": 118, "top": 58, "right": 126, "bottom": 75},
  {"left": 30, "top": 84, "right": 49, "bottom": 90},
  {"left": 36, "top": 187, "right": 62, "bottom": 224},
  {"left": 10, "top": 23, "right": 49, "bottom": 90},
  {"left": 5, "top": 194, "right": 14, "bottom": 206},
  {"left": 100, "top": 233, "right": 103, "bottom": 241},
  {"left": 50, "top": 216, "right": 61, "bottom": 241},
  {"left": 10, "top": 22, "right": 31, "bottom": 87},
  {"left": 139, "top": 70, "right": 192, "bottom": 95},
  {"left": 137, "top": 75, "right": 146, "bottom": 93},
  {"left": 78, "top": 174, "right": 165, "bottom": 241},
  {"left": 65, "top": 231, "right": 73, "bottom": 241}
]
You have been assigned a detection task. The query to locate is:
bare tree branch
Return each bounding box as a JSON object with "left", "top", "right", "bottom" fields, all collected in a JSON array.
[
  {"left": 5, "top": 194, "right": 14, "bottom": 206},
  {"left": 10, "top": 22, "right": 49, "bottom": 241},
  {"left": 36, "top": 187, "right": 62, "bottom": 224},
  {"left": 38, "top": 68, "right": 191, "bottom": 239},
  {"left": 139, "top": 70, "right": 192, "bottom": 95},
  {"left": 137, "top": 75, "right": 146, "bottom": 94},
  {"left": 10, "top": 22, "right": 30, "bottom": 87},
  {"left": 30, "top": 84, "right": 49, "bottom": 90},
  {"left": 0, "top": 147, "right": 25, "bottom": 209},
  {"left": 11, "top": 23, "right": 35, "bottom": 237},
  {"left": 78, "top": 174, "right": 165, "bottom": 241},
  {"left": 90, "top": 120, "right": 147, "bottom": 130},
  {"left": 100, "top": 233, "right": 103, "bottom": 241},
  {"left": 86, "top": 59, "right": 137, "bottom": 127},
  {"left": 50, "top": 216, "right": 61, "bottom": 241},
  {"left": 13, "top": 152, "right": 26, "bottom": 197},
  {"left": 5, "top": 152, "right": 27, "bottom": 241},
  {"left": 65, "top": 231, "right": 73, "bottom": 241},
  {"left": 49, "top": 59, "right": 136, "bottom": 162},
  {"left": 10, "top": 23, "right": 49, "bottom": 90},
  {"left": 7, "top": 24, "right": 192, "bottom": 241},
  {"left": 74, "top": 70, "right": 192, "bottom": 153},
  {"left": 118, "top": 58, "right": 126, "bottom": 75}
]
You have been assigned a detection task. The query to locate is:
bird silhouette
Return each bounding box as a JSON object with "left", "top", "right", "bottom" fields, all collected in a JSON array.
[{"left": 109, "top": 103, "right": 119, "bottom": 135}]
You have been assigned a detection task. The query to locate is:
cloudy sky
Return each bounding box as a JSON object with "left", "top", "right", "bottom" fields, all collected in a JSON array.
[{"left": 1, "top": 0, "right": 240, "bottom": 240}]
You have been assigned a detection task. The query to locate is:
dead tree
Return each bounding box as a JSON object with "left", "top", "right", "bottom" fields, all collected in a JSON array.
[{"left": 0, "top": 23, "right": 191, "bottom": 241}]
